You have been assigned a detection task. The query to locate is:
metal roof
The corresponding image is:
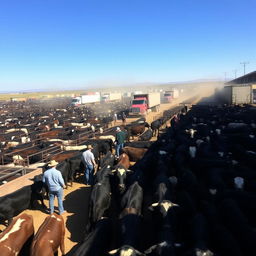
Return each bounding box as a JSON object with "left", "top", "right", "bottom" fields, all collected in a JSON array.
[{"left": 225, "top": 70, "right": 256, "bottom": 85}]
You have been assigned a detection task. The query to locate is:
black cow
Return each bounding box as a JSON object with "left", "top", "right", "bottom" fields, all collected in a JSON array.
[
  {"left": 219, "top": 199, "right": 256, "bottom": 255},
  {"left": 57, "top": 160, "right": 71, "bottom": 187},
  {"left": 125, "top": 141, "right": 154, "bottom": 149},
  {"left": 73, "top": 218, "right": 112, "bottom": 256},
  {"left": 151, "top": 119, "right": 163, "bottom": 137},
  {"left": 0, "top": 185, "right": 45, "bottom": 225},
  {"left": 149, "top": 182, "right": 178, "bottom": 215},
  {"left": 31, "top": 174, "right": 49, "bottom": 203},
  {"left": 185, "top": 213, "right": 214, "bottom": 256},
  {"left": 68, "top": 153, "right": 84, "bottom": 183},
  {"left": 86, "top": 175, "right": 111, "bottom": 232},
  {"left": 95, "top": 165, "right": 112, "bottom": 183},
  {"left": 109, "top": 214, "right": 143, "bottom": 256},
  {"left": 99, "top": 151, "right": 115, "bottom": 170},
  {"left": 147, "top": 175, "right": 179, "bottom": 254},
  {"left": 84, "top": 139, "right": 112, "bottom": 156},
  {"left": 200, "top": 201, "right": 243, "bottom": 256},
  {"left": 109, "top": 245, "right": 144, "bottom": 256},
  {"left": 138, "top": 128, "right": 153, "bottom": 141},
  {"left": 120, "top": 181, "right": 143, "bottom": 216}
]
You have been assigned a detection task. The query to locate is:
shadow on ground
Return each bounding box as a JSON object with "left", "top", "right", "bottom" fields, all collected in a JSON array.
[{"left": 64, "top": 186, "right": 92, "bottom": 249}]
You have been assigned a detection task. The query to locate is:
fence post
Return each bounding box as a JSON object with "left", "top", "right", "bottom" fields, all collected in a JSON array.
[{"left": 27, "top": 156, "right": 30, "bottom": 167}]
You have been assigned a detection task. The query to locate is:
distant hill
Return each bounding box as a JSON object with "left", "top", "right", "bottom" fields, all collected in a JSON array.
[{"left": 0, "top": 80, "right": 223, "bottom": 100}]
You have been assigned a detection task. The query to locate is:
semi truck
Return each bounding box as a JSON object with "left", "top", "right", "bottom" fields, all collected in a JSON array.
[
  {"left": 163, "top": 89, "right": 179, "bottom": 103},
  {"left": 71, "top": 92, "right": 101, "bottom": 106},
  {"left": 129, "top": 92, "right": 161, "bottom": 115},
  {"left": 101, "top": 92, "right": 122, "bottom": 102}
]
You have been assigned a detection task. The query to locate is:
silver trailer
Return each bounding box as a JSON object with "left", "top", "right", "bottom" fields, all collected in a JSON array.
[{"left": 224, "top": 85, "right": 253, "bottom": 104}]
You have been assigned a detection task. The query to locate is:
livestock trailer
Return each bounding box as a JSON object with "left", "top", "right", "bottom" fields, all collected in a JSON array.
[
  {"left": 101, "top": 92, "right": 122, "bottom": 102},
  {"left": 223, "top": 84, "right": 255, "bottom": 104},
  {"left": 163, "top": 89, "right": 179, "bottom": 103}
]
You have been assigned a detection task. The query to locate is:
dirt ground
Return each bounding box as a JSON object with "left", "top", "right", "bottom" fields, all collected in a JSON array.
[
  {"left": 28, "top": 181, "right": 92, "bottom": 255},
  {"left": 0, "top": 88, "right": 215, "bottom": 254}
]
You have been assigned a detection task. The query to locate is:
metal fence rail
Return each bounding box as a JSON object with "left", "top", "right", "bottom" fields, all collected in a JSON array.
[{"left": 0, "top": 166, "right": 36, "bottom": 183}]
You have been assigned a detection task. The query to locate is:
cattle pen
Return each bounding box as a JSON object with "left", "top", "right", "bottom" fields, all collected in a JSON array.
[{"left": 1, "top": 87, "right": 227, "bottom": 255}]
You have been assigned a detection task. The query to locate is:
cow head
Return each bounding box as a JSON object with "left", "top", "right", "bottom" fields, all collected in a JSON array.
[
  {"left": 111, "top": 167, "right": 132, "bottom": 193},
  {"left": 234, "top": 177, "right": 244, "bottom": 190},
  {"left": 144, "top": 122, "right": 150, "bottom": 128},
  {"left": 185, "top": 129, "right": 197, "bottom": 138},
  {"left": 209, "top": 189, "right": 217, "bottom": 195},
  {"left": 195, "top": 248, "right": 214, "bottom": 256},
  {"left": 145, "top": 241, "right": 174, "bottom": 256},
  {"left": 149, "top": 200, "right": 179, "bottom": 217},
  {"left": 109, "top": 245, "right": 144, "bottom": 256},
  {"left": 189, "top": 146, "right": 197, "bottom": 158}
]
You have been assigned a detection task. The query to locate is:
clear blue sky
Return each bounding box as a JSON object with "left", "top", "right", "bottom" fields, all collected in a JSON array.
[{"left": 0, "top": 0, "right": 255, "bottom": 91}]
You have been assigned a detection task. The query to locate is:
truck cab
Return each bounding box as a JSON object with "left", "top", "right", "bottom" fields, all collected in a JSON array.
[
  {"left": 163, "top": 92, "right": 173, "bottom": 103},
  {"left": 130, "top": 96, "right": 148, "bottom": 115},
  {"left": 101, "top": 95, "right": 109, "bottom": 102},
  {"left": 129, "top": 92, "right": 160, "bottom": 115},
  {"left": 71, "top": 97, "right": 81, "bottom": 106}
]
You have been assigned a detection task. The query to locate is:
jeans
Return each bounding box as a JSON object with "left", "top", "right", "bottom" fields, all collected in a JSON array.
[
  {"left": 116, "top": 143, "right": 124, "bottom": 157},
  {"left": 85, "top": 164, "right": 94, "bottom": 185},
  {"left": 49, "top": 188, "right": 64, "bottom": 214}
]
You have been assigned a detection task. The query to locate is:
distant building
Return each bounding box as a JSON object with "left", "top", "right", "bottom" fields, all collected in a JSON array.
[{"left": 224, "top": 71, "right": 256, "bottom": 104}]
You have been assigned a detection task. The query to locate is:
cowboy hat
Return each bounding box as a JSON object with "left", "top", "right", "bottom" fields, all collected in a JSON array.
[
  {"left": 87, "top": 145, "right": 93, "bottom": 149},
  {"left": 116, "top": 127, "right": 121, "bottom": 131},
  {"left": 48, "top": 160, "right": 59, "bottom": 167}
]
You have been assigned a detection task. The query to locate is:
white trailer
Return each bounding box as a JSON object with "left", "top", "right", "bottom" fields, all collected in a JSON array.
[
  {"left": 147, "top": 92, "right": 161, "bottom": 109},
  {"left": 101, "top": 92, "right": 122, "bottom": 102},
  {"left": 71, "top": 93, "right": 101, "bottom": 106},
  {"left": 172, "top": 89, "right": 179, "bottom": 98}
]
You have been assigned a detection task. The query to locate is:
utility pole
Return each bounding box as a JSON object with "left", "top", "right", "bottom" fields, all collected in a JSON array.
[
  {"left": 224, "top": 72, "right": 227, "bottom": 82},
  {"left": 233, "top": 69, "right": 237, "bottom": 79},
  {"left": 240, "top": 62, "right": 249, "bottom": 75}
]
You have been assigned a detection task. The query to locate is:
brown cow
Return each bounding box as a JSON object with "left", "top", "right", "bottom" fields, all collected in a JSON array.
[
  {"left": 117, "top": 153, "right": 130, "bottom": 169},
  {"left": 122, "top": 146, "right": 148, "bottom": 162},
  {"left": 0, "top": 213, "right": 34, "bottom": 256},
  {"left": 30, "top": 213, "right": 65, "bottom": 256},
  {"left": 51, "top": 151, "right": 79, "bottom": 163},
  {"left": 126, "top": 123, "right": 150, "bottom": 140},
  {"left": 37, "top": 129, "right": 64, "bottom": 139}
]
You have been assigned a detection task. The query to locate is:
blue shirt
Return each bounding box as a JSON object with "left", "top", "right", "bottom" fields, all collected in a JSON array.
[{"left": 43, "top": 167, "right": 65, "bottom": 192}]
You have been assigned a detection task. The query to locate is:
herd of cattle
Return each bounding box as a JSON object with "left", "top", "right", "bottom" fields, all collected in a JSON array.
[
  {"left": 72, "top": 104, "right": 256, "bottom": 256},
  {"left": 0, "top": 99, "right": 132, "bottom": 173},
  {"left": 1, "top": 101, "right": 256, "bottom": 256}
]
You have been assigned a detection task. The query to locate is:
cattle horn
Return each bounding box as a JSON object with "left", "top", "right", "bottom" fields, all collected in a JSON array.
[
  {"left": 111, "top": 169, "right": 117, "bottom": 173},
  {"left": 151, "top": 203, "right": 159, "bottom": 207}
]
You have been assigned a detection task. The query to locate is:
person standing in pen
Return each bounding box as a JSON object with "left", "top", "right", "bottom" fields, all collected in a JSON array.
[
  {"left": 82, "top": 145, "right": 97, "bottom": 186},
  {"left": 115, "top": 127, "right": 126, "bottom": 158},
  {"left": 43, "top": 160, "right": 66, "bottom": 215},
  {"left": 113, "top": 113, "right": 118, "bottom": 124},
  {"left": 121, "top": 112, "right": 126, "bottom": 125}
]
